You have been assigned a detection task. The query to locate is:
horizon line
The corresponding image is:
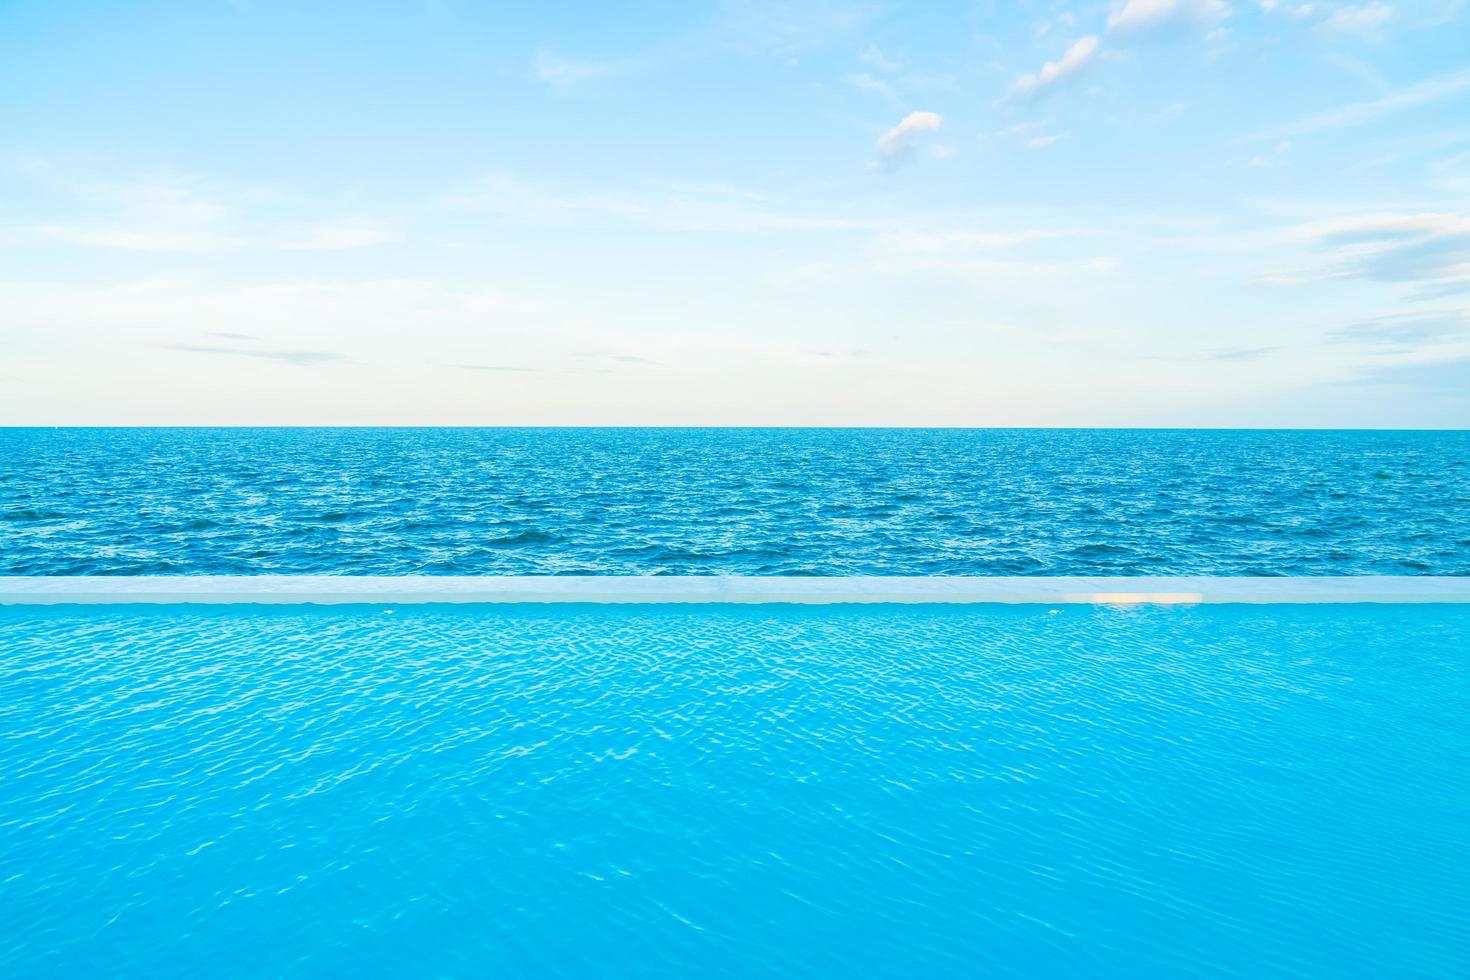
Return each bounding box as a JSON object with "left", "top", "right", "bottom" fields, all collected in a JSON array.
[{"left": 4, "top": 424, "right": 1470, "bottom": 432}]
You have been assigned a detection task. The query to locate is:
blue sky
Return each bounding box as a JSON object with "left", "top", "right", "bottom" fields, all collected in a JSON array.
[{"left": 2, "top": 0, "right": 1468, "bottom": 425}]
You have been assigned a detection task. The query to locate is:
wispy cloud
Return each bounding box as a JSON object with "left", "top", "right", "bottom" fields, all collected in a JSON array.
[
  {"left": 282, "top": 222, "right": 398, "bottom": 251},
  {"left": 1257, "top": 0, "right": 1317, "bottom": 19},
  {"left": 164, "top": 344, "right": 343, "bottom": 365},
  {"left": 863, "top": 226, "right": 1113, "bottom": 281},
  {"left": 718, "top": 0, "right": 879, "bottom": 57},
  {"left": 1, "top": 277, "right": 542, "bottom": 353},
  {"left": 1316, "top": 211, "right": 1470, "bottom": 293},
  {"left": 1319, "top": 2, "right": 1395, "bottom": 34},
  {"left": 33, "top": 223, "right": 225, "bottom": 251},
  {"left": 858, "top": 42, "right": 902, "bottom": 73},
  {"left": 1212, "top": 345, "right": 1282, "bottom": 359},
  {"left": 1260, "top": 0, "right": 1457, "bottom": 35},
  {"left": 20, "top": 168, "right": 396, "bottom": 253},
  {"left": 451, "top": 174, "right": 882, "bottom": 233},
  {"left": 1346, "top": 355, "right": 1470, "bottom": 390},
  {"left": 36, "top": 218, "right": 395, "bottom": 252},
  {"left": 1257, "top": 65, "right": 1470, "bottom": 139},
  {"left": 1270, "top": 211, "right": 1470, "bottom": 296},
  {"left": 23, "top": 174, "right": 232, "bottom": 249},
  {"left": 844, "top": 72, "right": 899, "bottom": 102},
  {"left": 1109, "top": 0, "right": 1231, "bottom": 34},
  {"left": 992, "top": 121, "right": 1070, "bottom": 149},
  {"left": 531, "top": 49, "right": 625, "bottom": 86},
  {"left": 530, "top": 0, "right": 877, "bottom": 86},
  {"left": 1328, "top": 310, "right": 1469, "bottom": 349},
  {"left": 1000, "top": 0, "right": 1231, "bottom": 106},
  {"left": 1000, "top": 36, "right": 1100, "bottom": 104}
]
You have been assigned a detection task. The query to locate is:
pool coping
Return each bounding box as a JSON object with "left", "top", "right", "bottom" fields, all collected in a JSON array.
[{"left": 2, "top": 576, "right": 1469, "bottom": 604}]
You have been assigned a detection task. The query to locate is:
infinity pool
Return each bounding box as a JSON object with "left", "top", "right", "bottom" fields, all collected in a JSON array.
[{"left": 3, "top": 602, "right": 1468, "bottom": 978}]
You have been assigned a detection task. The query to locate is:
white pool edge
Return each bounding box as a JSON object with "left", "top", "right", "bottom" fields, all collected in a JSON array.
[{"left": 2, "top": 576, "right": 1469, "bottom": 604}]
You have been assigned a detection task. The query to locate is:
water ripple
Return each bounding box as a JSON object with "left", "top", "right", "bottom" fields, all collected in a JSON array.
[
  {"left": 4, "top": 428, "right": 1469, "bottom": 576},
  {"left": 1, "top": 604, "right": 1468, "bottom": 977}
]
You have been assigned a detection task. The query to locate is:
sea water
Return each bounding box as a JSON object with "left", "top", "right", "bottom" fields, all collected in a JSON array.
[{"left": 3, "top": 427, "right": 1468, "bottom": 575}]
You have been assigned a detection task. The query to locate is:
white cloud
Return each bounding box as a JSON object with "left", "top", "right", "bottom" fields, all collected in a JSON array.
[
  {"left": 1109, "top": 0, "right": 1232, "bottom": 33},
  {"left": 1000, "top": 2, "right": 1227, "bottom": 107},
  {"left": 1001, "top": 36, "right": 1100, "bottom": 102},
  {"left": 876, "top": 110, "right": 943, "bottom": 158}
]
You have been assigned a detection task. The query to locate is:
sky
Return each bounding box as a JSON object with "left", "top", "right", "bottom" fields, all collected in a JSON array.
[{"left": 2, "top": 0, "right": 1469, "bottom": 426}]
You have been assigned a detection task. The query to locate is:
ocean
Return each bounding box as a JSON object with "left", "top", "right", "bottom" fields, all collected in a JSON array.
[{"left": 4, "top": 427, "right": 1468, "bottom": 576}]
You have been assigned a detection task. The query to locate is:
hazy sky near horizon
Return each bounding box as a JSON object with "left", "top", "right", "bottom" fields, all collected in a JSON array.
[{"left": 3, "top": 0, "right": 1469, "bottom": 425}]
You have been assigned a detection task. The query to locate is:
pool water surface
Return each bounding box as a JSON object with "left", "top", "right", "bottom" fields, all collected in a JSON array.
[{"left": 2, "top": 602, "right": 1467, "bottom": 978}]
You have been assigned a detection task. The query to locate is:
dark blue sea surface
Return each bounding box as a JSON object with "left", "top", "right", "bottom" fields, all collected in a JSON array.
[
  {"left": 2, "top": 603, "right": 1467, "bottom": 978},
  {"left": 2, "top": 427, "right": 1468, "bottom": 575}
]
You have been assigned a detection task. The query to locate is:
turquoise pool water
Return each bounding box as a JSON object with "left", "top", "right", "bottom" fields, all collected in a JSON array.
[{"left": 2, "top": 603, "right": 1467, "bottom": 977}]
